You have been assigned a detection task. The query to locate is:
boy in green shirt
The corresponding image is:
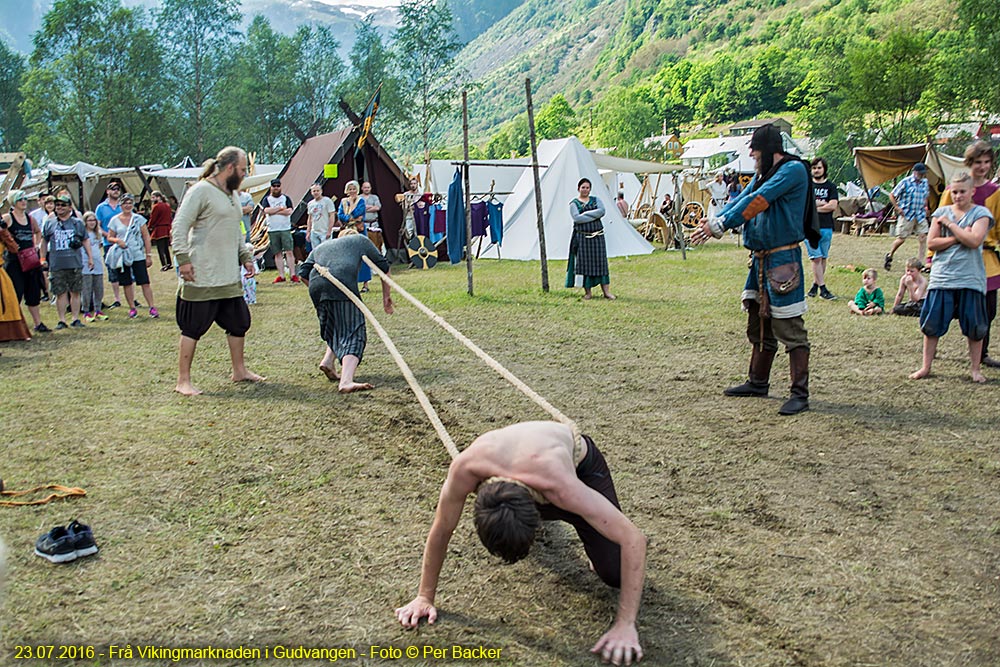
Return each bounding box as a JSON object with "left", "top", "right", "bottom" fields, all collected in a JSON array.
[{"left": 850, "top": 268, "right": 885, "bottom": 315}]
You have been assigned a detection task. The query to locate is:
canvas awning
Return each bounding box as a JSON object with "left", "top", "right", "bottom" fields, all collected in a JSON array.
[
  {"left": 589, "top": 152, "right": 685, "bottom": 174},
  {"left": 853, "top": 143, "right": 965, "bottom": 207}
]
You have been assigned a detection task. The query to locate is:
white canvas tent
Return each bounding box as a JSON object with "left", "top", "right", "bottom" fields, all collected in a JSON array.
[
  {"left": 480, "top": 137, "right": 654, "bottom": 261},
  {"left": 45, "top": 162, "right": 146, "bottom": 210},
  {"left": 590, "top": 151, "right": 684, "bottom": 219},
  {"left": 413, "top": 158, "right": 530, "bottom": 199},
  {"left": 141, "top": 164, "right": 283, "bottom": 204}
]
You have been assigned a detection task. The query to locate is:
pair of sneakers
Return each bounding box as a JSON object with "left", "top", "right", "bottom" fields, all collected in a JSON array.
[
  {"left": 34, "top": 519, "right": 99, "bottom": 564},
  {"left": 807, "top": 283, "right": 837, "bottom": 300},
  {"left": 83, "top": 312, "right": 108, "bottom": 323},
  {"left": 129, "top": 307, "right": 159, "bottom": 318}
]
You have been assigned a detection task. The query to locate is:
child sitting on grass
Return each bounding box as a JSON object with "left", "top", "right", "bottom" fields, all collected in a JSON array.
[
  {"left": 910, "top": 171, "right": 995, "bottom": 383},
  {"left": 891, "top": 257, "right": 928, "bottom": 316},
  {"left": 849, "top": 268, "right": 884, "bottom": 316}
]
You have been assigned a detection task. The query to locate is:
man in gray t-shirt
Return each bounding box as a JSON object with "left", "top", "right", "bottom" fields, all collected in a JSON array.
[
  {"left": 361, "top": 181, "right": 383, "bottom": 252},
  {"left": 40, "top": 195, "right": 93, "bottom": 328},
  {"left": 298, "top": 231, "right": 393, "bottom": 393}
]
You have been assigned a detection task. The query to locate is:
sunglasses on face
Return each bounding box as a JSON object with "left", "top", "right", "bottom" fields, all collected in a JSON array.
[{"left": 54, "top": 202, "right": 70, "bottom": 207}]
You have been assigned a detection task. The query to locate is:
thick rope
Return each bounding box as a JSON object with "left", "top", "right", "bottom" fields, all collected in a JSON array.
[
  {"left": 313, "top": 266, "right": 460, "bottom": 459},
  {"left": 361, "top": 256, "right": 580, "bottom": 441}
]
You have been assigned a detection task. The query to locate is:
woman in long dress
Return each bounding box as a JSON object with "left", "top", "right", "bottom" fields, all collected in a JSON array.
[{"left": 567, "top": 178, "right": 615, "bottom": 300}]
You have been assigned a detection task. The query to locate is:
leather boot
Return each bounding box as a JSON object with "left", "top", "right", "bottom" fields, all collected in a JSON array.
[
  {"left": 724, "top": 346, "right": 775, "bottom": 397},
  {"left": 779, "top": 347, "right": 810, "bottom": 415}
]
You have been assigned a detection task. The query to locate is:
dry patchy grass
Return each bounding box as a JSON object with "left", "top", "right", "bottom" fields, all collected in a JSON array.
[{"left": 1, "top": 232, "right": 999, "bottom": 666}]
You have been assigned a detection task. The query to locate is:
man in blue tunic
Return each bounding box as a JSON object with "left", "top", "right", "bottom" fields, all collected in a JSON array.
[{"left": 691, "top": 124, "right": 818, "bottom": 415}]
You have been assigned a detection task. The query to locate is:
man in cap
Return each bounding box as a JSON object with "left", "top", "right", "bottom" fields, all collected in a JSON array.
[
  {"left": 262, "top": 178, "right": 298, "bottom": 283},
  {"left": 885, "top": 162, "right": 930, "bottom": 271},
  {"left": 691, "top": 123, "right": 818, "bottom": 416},
  {"left": 171, "top": 146, "right": 264, "bottom": 396},
  {"left": 40, "top": 195, "right": 93, "bottom": 329}
]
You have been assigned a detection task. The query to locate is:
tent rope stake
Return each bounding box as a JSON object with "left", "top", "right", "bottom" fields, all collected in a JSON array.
[
  {"left": 314, "top": 265, "right": 460, "bottom": 459},
  {"left": 361, "top": 256, "right": 580, "bottom": 441}
]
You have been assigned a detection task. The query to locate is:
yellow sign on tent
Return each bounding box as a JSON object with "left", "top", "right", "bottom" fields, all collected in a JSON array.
[{"left": 323, "top": 164, "right": 338, "bottom": 179}]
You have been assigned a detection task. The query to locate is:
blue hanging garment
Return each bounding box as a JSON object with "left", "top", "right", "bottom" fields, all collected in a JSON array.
[
  {"left": 487, "top": 201, "right": 504, "bottom": 245},
  {"left": 428, "top": 204, "right": 445, "bottom": 245},
  {"left": 446, "top": 168, "right": 465, "bottom": 264},
  {"left": 470, "top": 202, "right": 489, "bottom": 237}
]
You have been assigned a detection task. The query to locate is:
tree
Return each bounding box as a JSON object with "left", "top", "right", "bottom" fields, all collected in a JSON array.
[
  {"left": 594, "top": 86, "right": 659, "bottom": 155},
  {"left": 156, "top": 0, "right": 242, "bottom": 162},
  {"left": 344, "top": 15, "right": 409, "bottom": 148},
  {"left": 838, "top": 30, "right": 933, "bottom": 145},
  {"left": 223, "top": 15, "right": 303, "bottom": 162},
  {"left": 0, "top": 39, "right": 27, "bottom": 151},
  {"left": 959, "top": 0, "right": 1000, "bottom": 112},
  {"left": 394, "top": 0, "right": 463, "bottom": 160},
  {"left": 295, "top": 24, "right": 346, "bottom": 131},
  {"left": 535, "top": 94, "right": 576, "bottom": 139},
  {"left": 21, "top": 0, "right": 168, "bottom": 165}
]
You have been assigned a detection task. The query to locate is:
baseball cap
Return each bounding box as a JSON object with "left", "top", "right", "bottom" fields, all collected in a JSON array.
[
  {"left": 120, "top": 192, "right": 135, "bottom": 203},
  {"left": 270, "top": 178, "right": 282, "bottom": 186},
  {"left": 55, "top": 194, "right": 72, "bottom": 205},
  {"left": 913, "top": 162, "right": 927, "bottom": 172},
  {"left": 6, "top": 189, "right": 26, "bottom": 205}
]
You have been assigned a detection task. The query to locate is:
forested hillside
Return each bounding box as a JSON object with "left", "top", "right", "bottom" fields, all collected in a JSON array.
[{"left": 452, "top": 0, "right": 992, "bottom": 179}]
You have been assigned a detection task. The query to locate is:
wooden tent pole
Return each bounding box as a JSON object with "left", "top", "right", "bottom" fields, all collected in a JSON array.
[
  {"left": 525, "top": 78, "right": 548, "bottom": 292},
  {"left": 463, "top": 90, "right": 474, "bottom": 296}
]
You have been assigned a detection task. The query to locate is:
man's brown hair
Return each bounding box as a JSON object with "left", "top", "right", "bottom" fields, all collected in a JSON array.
[{"left": 473, "top": 481, "right": 540, "bottom": 563}]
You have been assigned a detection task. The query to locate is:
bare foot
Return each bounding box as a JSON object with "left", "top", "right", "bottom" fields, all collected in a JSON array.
[
  {"left": 232, "top": 371, "right": 266, "bottom": 383},
  {"left": 319, "top": 364, "right": 340, "bottom": 381},
  {"left": 909, "top": 368, "right": 931, "bottom": 380},
  {"left": 174, "top": 381, "right": 204, "bottom": 396},
  {"left": 338, "top": 381, "right": 374, "bottom": 394},
  {"left": 582, "top": 294, "right": 592, "bottom": 300},
  {"left": 603, "top": 293, "right": 617, "bottom": 300},
  {"left": 971, "top": 371, "right": 987, "bottom": 383}
]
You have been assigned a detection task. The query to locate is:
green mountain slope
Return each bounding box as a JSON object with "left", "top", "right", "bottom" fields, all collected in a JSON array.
[{"left": 452, "top": 0, "right": 955, "bottom": 147}]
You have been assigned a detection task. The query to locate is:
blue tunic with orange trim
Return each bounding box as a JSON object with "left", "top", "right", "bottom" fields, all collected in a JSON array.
[{"left": 718, "top": 159, "right": 809, "bottom": 318}]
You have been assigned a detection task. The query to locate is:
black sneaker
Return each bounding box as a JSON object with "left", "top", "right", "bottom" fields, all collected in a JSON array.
[
  {"left": 820, "top": 286, "right": 837, "bottom": 300},
  {"left": 70, "top": 319, "right": 86, "bottom": 328},
  {"left": 134, "top": 300, "right": 141, "bottom": 308},
  {"left": 108, "top": 301, "right": 122, "bottom": 309},
  {"left": 55, "top": 321, "right": 68, "bottom": 330},
  {"left": 34, "top": 323, "right": 52, "bottom": 333},
  {"left": 34, "top": 526, "right": 78, "bottom": 563},
  {"left": 883, "top": 253, "right": 892, "bottom": 271},
  {"left": 807, "top": 283, "right": 819, "bottom": 298},
  {"left": 67, "top": 519, "right": 99, "bottom": 559}
]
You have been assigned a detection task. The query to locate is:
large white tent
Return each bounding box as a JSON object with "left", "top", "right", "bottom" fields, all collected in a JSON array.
[
  {"left": 413, "top": 158, "right": 531, "bottom": 199},
  {"left": 480, "top": 137, "right": 654, "bottom": 261},
  {"left": 141, "top": 164, "right": 283, "bottom": 204}
]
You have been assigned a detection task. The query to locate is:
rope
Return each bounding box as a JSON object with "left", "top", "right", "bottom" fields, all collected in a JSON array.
[
  {"left": 1, "top": 484, "right": 87, "bottom": 507},
  {"left": 313, "top": 265, "right": 460, "bottom": 459},
  {"left": 361, "top": 256, "right": 580, "bottom": 441}
]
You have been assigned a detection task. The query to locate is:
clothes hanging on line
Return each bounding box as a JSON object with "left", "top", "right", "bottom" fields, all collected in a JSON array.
[
  {"left": 428, "top": 204, "right": 445, "bottom": 245},
  {"left": 413, "top": 200, "right": 432, "bottom": 238},
  {"left": 446, "top": 169, "right": 465, "bottom": 264},
  {"left": 487, "top": 201, "right": 504, "bottom": 245},
  {"left": 470, "top": 202, "right": 489, "bottom": 238}
]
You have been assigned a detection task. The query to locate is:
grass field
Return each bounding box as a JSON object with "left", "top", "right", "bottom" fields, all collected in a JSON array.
[{"left": 2, "top": 232, "right": 999, "bottom": 666}]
